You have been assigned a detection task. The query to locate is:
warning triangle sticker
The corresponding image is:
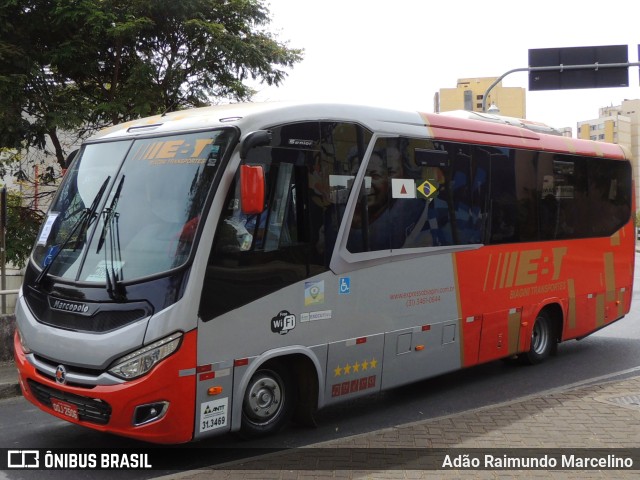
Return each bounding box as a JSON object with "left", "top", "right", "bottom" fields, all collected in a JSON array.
[{"left": 391, "top": 178, "right": 416, "bottom": 199}]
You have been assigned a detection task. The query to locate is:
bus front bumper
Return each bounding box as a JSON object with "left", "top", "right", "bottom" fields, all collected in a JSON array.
[{"left": 13, "top": 329, "right": 197, "bottom": 444}]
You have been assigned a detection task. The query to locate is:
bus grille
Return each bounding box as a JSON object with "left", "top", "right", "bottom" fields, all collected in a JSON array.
[
  {"left": 33, "top": 355, "right": 102, "bottom": 388},
  {"left": 27, "top": 379, "right": 112, "bottom": 425},
  {"left": 38, "top": 308, "right": 147, "bottom": 333},
  {"left": 24, "top": 289, "right": 149, "bottom": 333}
]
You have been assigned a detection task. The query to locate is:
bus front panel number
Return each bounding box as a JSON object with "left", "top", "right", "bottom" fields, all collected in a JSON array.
[{"left": 199, "top": 398, "right": 228, "bottom": 432}]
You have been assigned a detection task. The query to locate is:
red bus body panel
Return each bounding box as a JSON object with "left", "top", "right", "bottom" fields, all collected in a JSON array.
[
  {"left": 454, "top": 226, "right": 635, "bottom": 367},
  {"left": 14, "top": 329, "right": 197, "bottom": 444}
]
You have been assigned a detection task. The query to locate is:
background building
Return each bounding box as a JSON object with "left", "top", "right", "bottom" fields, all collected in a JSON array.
[
  {"left": 577, "top": 99, "right": 640, "bottom": 207},
  {"left": 436, "top": 77, "right": 526, "bottom": 118}
]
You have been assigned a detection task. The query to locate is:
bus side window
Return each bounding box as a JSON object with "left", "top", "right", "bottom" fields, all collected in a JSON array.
[
  {"left": 537, "top": 154, "right": 587, "bottom": 240},
  {"left": 587, "top": 158, "right": 631, "bottom": 236},
  {"left": 488, "top": 152, "right": 519, "bottom": 244},
  {"left": 418, "top": 142, "right": 490, "bottom": 247},
  {"left": 347, "top": 139, "right": 497, "bottom": 252},
  {"left": 488, "top": 148, "right": 538, "bottom": 245},
  {"left": 451, "top": 144, "right": 488, "bottom": 245},
  {"left": 347, "top": 148, "right": 392, "bottom": 252},
  {"left": 347, "top": 138, "right": 428, "bottom": 252}
]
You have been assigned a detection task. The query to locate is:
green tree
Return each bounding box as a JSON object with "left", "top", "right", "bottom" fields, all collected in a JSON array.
[
  {"left": 3, "top": 190, "right": 44, "bottom": 268},
  {"left": 0, "top": 0, "right": 303, "bottom": 169},
  {"left": 0, "top": 0, "right": 302, "bottom": 260}
]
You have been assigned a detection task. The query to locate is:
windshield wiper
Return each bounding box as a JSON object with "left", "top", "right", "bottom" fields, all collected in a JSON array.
[
  {"left": 97, "top": 176, "right": 127, "bottom": 301},
  {"left": 96, "top": 175, "right": 124, "bottom": 253},
  {"left": 35, "top": 176, "right": 111, "bottom": 286}
]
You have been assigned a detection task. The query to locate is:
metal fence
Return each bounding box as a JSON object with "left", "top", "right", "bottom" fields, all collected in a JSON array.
[{"left": 0, "top": 289, "right": 19, "bottom": 315}]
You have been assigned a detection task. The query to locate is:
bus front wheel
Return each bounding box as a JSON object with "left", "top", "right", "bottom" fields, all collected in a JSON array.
[
  {"left": 520, "top": 311, "right": 557, "bottom": 365},
  {"left": 240, "top": 362, "right": 295, "bottom": 437}
]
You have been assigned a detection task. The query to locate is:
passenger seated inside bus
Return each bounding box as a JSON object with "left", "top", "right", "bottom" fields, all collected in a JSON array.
[
  {"left": 346, "top": 141, "right": 488, "bottom": 251},
  {"left": 347, "top": 147, "right": 425, "bottom": 252}
]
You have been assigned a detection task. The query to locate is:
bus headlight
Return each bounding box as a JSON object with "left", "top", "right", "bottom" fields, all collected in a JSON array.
[
  {"left": 17, "top": 329, "right": 32, "bottom": 354},
  {"left": 108, "top": 332, "right": 182, "bottom": 380}
]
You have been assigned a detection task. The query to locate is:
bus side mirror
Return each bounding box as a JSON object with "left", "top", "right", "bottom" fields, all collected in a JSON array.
[
  {"left": 240, "top": 130, "right": 272, "bottom": 160},
  {"left": 240, "top": 165, "right": 265, "bottom": 215},
  {"left": 65, "top": 149, "right": 79, "bottom": 168}
]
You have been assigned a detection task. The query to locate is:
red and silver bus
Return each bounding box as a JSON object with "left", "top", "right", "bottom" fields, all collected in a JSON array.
[{"left": 14, "top": 102, "right": 634, "bottom": 443}]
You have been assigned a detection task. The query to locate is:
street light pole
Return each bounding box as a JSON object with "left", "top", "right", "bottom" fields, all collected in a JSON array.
[{"left": 481, "top": 62, "right": 640, "bottom": 113}]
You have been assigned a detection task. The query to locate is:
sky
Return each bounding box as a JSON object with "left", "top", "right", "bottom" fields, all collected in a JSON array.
[{"left": 251, "top": 0, "right": 640, "bottom": 136}]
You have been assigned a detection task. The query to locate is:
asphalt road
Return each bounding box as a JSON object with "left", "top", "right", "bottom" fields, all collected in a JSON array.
[{"left": 1, "top": 259, "right": 640, "bottom": 479}]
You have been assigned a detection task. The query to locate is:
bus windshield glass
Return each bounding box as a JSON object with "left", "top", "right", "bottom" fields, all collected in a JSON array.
[{"left": 32, "top": 128, "right": 235, "bottom": 283}]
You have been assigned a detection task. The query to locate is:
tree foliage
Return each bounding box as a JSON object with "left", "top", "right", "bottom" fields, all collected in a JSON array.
[
  {"left": 3, "top": 190, "right": 44, "bottom": 268},
  {"left": 0, "top": 0, "right": 302, "bottom": 266},
  {"left": 0, "top": 0, "right": 303, "bottom": 169}
]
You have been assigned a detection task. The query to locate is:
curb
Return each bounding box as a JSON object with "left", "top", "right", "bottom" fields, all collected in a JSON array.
[
  {"left": 0, "top": 360, "right": 20, "bottom": 400},
  {"left": 0, "top": 380, "right": 21, "bottom": 400},
  {"left": 0, "top": 314, "right": 20, "bottom": 400},
  {"left": 0, "top": 314, "right": 16, "bottom": 363}
]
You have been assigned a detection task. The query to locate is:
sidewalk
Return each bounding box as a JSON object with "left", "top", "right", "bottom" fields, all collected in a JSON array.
[{"left": 163, "top": 373, "right": 640, "bottom": 480}]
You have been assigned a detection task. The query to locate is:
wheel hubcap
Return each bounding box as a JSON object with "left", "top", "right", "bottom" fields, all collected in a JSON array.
[
  {"left": 245, "top": 374, "right": 282, "bottom": 422},
  {"left": 532, "top": 320, "right": 549, "bottom": 354}
]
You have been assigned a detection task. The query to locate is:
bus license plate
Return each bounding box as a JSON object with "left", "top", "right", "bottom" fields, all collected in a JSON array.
[{"left": 51, "top": 398, "right": 79, "bottom": 420}]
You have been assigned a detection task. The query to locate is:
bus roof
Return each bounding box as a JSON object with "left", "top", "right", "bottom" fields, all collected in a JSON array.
[{"left": 89, "top": 102, "right": 627, "bottom": 160}]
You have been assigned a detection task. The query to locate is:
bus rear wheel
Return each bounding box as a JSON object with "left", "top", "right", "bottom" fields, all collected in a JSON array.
[
  {"left": 240, "top": 362, "right": 295, "bottom": 437},
  {"left": 520, "top": 311, "right": 556, "bottom": 365}
]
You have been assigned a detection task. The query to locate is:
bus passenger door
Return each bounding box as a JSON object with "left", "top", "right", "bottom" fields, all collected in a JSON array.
[{"left": 478, "top": 307, "right": 522, "bottom": 363}]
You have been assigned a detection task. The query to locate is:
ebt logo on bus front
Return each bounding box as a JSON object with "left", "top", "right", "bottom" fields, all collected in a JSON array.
[{"left": 271, "top": 310, "right": 296, "bottom": 335}]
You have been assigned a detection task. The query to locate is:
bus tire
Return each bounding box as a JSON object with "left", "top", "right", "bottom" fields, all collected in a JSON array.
[
  {"left": 520, "top": 311, "right": 556, "bottom": 365},
  {"left": 240, "top": 362, "right": 295, "bottom": 438}
]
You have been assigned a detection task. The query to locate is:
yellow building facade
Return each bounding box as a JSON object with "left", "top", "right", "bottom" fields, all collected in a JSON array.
[{"left": 436, "top": 77, "right": 526, "bottom": 118}]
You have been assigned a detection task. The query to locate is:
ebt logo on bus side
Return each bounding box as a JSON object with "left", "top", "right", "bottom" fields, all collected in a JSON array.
[{"left": 271, "top": 310, "right": 296, "bottom": 335}]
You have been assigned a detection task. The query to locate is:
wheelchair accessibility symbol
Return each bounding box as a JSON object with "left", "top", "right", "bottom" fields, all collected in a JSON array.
[{"left": 339, "top": 277, "right": 351, "bottom": 295}]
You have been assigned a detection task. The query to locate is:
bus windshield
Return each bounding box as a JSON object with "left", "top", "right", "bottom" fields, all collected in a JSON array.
[{"left": 32, "top": 128, "right": 235, "bottom": 283}]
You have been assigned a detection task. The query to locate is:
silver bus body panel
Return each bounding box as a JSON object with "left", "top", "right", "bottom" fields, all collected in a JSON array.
[
  {"left": 15, "top": 295, "right": 149, "bottom": 370},
  {"left": 193, "top": 250, "right": 461, "bottom": 434},
  {"left": 90, "top": 103, "right": 431, "bottom": 144},
  {"left": 142, "top": 300, "right": 198, "bottom": 345}
]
